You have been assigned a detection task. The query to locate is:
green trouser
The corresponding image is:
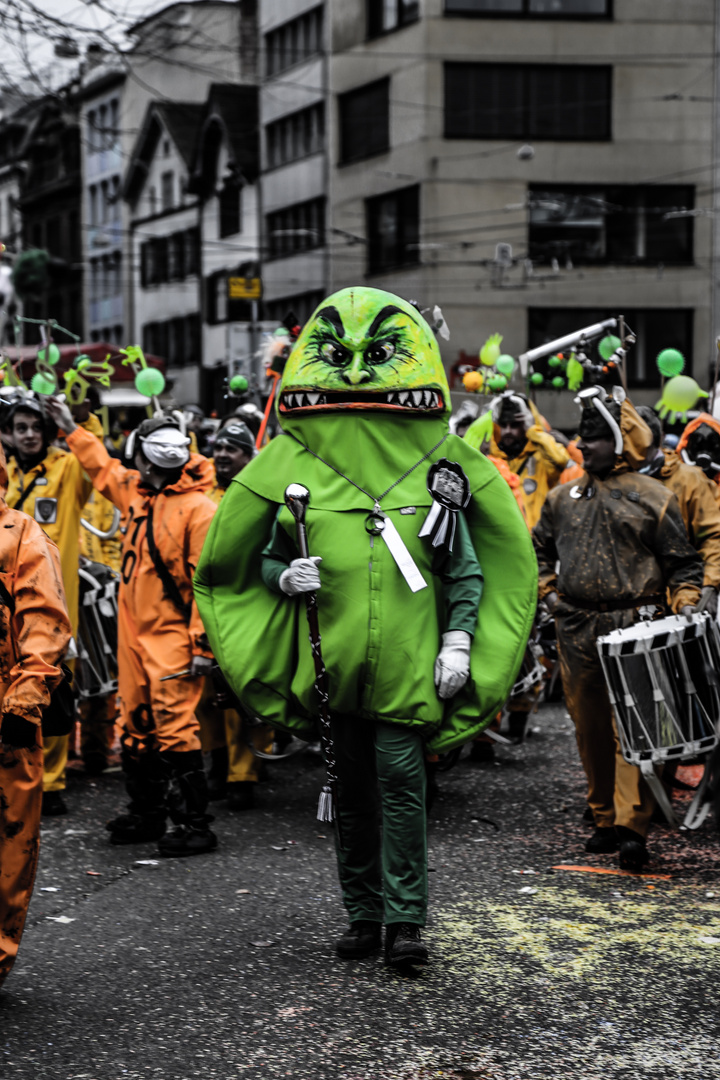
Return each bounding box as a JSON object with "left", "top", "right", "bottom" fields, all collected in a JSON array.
[{"left": 331, "top": 716, "right": 428, "bottom": 927}]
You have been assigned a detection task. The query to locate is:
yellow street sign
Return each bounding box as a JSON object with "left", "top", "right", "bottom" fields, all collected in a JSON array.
[{"left": 228, "top": 276, "right": 262, "bottom": 300}]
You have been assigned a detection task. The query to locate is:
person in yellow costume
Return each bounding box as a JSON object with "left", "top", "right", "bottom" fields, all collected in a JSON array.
[
  {"left": 489, "top": 391, "right": 569, "bottom": 529},
  {"left": 201, "top": 419, "right": 273, "bottom": 811},
  {"left": 5, "top": 395, "right": 94, "bottom": 815}
]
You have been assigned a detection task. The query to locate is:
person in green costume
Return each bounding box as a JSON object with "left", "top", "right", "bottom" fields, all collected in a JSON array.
[{"left": 194, "top": 287, "right": 537, "bottom": 968}]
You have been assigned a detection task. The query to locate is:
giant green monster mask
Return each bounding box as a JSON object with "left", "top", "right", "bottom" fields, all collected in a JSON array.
[{"left": 278, "top": 287, "right": 450, "bottom": 418}]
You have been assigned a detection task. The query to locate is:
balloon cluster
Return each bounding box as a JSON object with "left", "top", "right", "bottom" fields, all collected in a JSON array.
[{"left": 462, "top": 334, "right": 516, "bottom": 395}]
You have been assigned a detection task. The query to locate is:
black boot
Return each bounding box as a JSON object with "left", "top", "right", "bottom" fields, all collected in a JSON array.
[
  {"left": 385, "top": 924, "right": 429, "bottom": 967},
  {"left": 617, "top": 827, "right": 649, "bottom": 872},
  {"left": 585, "top": 827, "right": 618, "bottom": 854},
  {"left": 336, "top": 921, "right": 382, "bottom": 959},
  {"left": 469, "top": 740, "right": 495, "bottom": 764},
  {"left": 507, "top": 711, "right": 529, "bottom": 744},
  {"left": 42, "top": 790, "right": 68, "bottom": 816},
  {"left": 207, "top": 746, "right": 229, "bottom": 801},
  {"left": 107, "top": 751, "right": 168, "bottom": 845},
  {"left": 157, "top": 750, "right": 217, "bottom": 858}
]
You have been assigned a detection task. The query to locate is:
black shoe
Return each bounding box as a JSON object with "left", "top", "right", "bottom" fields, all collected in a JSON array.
[
  {"left": 157, "top": 825, "right": 218, "bottom": 857},
  {"left": 207, "top": 747, "right": 228, "bottom": 801},
  {"left": 336, "top": 921, "right": 382, "bottom": 960},
  {"left": 507, "top": 712, "right": 529, "bottom": 745},
  {"left": 469, "top": 741, "right": 495, "bottom": 764},
  {"left": 617, "top": 828, "right": 649, "bottom": 872},
  {"left": 582, "top": 805, "right": 595, "bottom": 824},
  {"left": 107, "top": 812, "right": 167, "bottom": 845},
  {"left": 585, "top": 827, "right": 618, "bottom": 854},
  {"left": 42, "top": 791, "right": 68, "bottom": 817},
  {"left": 227, "top": 782, "right": 255, "bottom": 812},
  {"left": 207, "top": 774, "right": 227, "bottom": 802},
  {"left": 385, "top": 923, "right": 429, "bottom": 967}
]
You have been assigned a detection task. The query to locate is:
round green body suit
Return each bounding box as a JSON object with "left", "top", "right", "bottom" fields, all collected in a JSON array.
[{"left": 194, "top": 288, "right": 537, "bottom": 753}]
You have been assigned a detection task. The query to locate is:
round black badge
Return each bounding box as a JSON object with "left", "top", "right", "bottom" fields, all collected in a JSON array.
[
  {"left": 426, "top": 459, "right": 471, "bottom": 510},
  {"left": 611, "top": 489, "right": 622, "bottom": 500},
  {"left": 627, "top": 491, "right": 640, "bottom": 503}
]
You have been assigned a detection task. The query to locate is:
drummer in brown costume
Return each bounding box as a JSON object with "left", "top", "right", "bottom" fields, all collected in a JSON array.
[{"left": 534, "top": 388, "right": 704, "bottom": 871}]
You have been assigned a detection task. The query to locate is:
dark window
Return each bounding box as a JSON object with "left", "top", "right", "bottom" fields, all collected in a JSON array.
[
  {"left": 167, "top": 232, "right": 184, "bottom": 281},
  {"left": 267, "top": 197, "right": 325, "bottom": 260},
  {"left": 161, "top": 171, "right": 173, "bottom": 211},
  {"left": 266, "top": 103, "right": 325, "bottom": 169},
  {"left": 184, "top": 228, "right": 199, "bottom": 276},
  {"left": 445, "top": 0, "right": 610, "bottom": 15},
  {"left": 206, "top": 271, "right": 253, "bottom": 325},
  {"left": 46, "top": 217, "right": 61, "bottom": 257},
  {"left": 265, "top": 290, "right": 325, "bottom": 325},
  {"left": 339, "top": 78, "right": 390, "bottom": 165},
  {"left": 140, "top": 237, "right": 168, "bottom": 286},
  {"left": 219, "top": 184, "right": 242, "bottom": 238},
  {"left": 366, "top": 185, "right": 420, "bottom": 274},
  {"left": 528, "top": 184, "right": 694, "bottom": 266},
  {"left": 444, "top": 63, "right": 611, "bottom": 140},
  {"left": 266, "top": 7, "right": 323, "bottom": 78},
  {"left": 368, "top": 0, "right": 419, "bottom": 37},
  {"left": 68, "top": 210, "right": 80, "bottom": 261},
  {"left": 527, "top": 307, "right": 693, "bottom": 390}
]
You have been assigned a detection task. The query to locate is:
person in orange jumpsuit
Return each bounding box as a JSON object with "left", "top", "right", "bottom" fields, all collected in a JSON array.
[
  {"left": 47, "top": 399, "right": 218, "bottom": 857},
  {"left": 676, "top": 413, "right": 720, "bottom": 506},
  {"left": 0, "top": 444, "right": 72, "bottom": 988},
  {"left": 5, "top": 396, "right": 94, "bottom": 815},
  {"left": 201, "top": 420, "right": 272, "bottom": 812}
]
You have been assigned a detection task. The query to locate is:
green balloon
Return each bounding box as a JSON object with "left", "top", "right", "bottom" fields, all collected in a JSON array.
[
  {"left": 598, "top": 335, "right": 621, "bottom": 361},
  {"left": 31, "top": 372, "right": 56, "bottom": 395},
  {"left": 656, "top": 348, "right": 685, "bottom": 378},
  {"left": 530, "top": 372, "right": 544, "bottom": 386},
  {"left": 487, "top": 374, "right": 508, "bottom": 391},
  {"left": 551, "top": 376, "right": 565, "bottom": 389},
  {"left": 135, "top": 367, "right": 166, "bottom": 397},
  {"left": 656, "top": 375, "right": 707, "bottom": 420},
  {"left": 495, "top": 354, "right": 515, "bottom": 377},
  {"left": 37, "top": 343, "right": 61, "bottom": 366},
  {"left": 229, "top": 374, "right": 249, "bottom": 393},
  {"left": 548, "top": 355, "right": 562, "bottom": 369}
]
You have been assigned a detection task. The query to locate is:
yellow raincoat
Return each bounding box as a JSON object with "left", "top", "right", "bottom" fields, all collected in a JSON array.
[{"left": 490, "top": 401, "right": 569, "bottom": 528}]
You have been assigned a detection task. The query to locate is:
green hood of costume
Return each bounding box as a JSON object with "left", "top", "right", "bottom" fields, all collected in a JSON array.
[{"left": 277, "top": 287, "right": 450, "bottom": 423}]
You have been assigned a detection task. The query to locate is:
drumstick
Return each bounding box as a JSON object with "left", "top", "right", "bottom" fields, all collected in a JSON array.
[{"left": 159, "top": 669, "right": 192, "bottom": 681}]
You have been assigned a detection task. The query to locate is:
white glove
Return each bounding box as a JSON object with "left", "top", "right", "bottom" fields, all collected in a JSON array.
[
  {"left": 279, "top": 556, "right": 322, "bottom": 595},
  {"left": 434, "top": 630, "right": 471, "bottom": 700}
]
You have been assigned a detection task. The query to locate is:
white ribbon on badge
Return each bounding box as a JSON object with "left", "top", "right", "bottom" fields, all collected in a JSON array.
[{"left": 366, "top": 511, "right": 428, "bottom": 593}]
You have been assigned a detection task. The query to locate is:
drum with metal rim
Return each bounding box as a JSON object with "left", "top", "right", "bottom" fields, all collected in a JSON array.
[{"left": 76, "top": 558, "right": 119, "bottom": 699}]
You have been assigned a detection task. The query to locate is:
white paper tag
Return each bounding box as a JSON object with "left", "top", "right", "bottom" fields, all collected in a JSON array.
[{"left": 379, "top": 516, "right": 428, "bottom": 593}]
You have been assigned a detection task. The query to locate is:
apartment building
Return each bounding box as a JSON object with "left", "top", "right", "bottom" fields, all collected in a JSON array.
[
  {"left": 260, "top": 0, "right": 716, "bottom": 424},
  {"left": 79, "top": 1, "right": 246, "bottom": 348}
]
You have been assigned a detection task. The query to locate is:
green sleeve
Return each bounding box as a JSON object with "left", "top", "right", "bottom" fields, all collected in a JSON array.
[
  {"left": 260, "top": 512, "right": 299, "bottom": 594},
  {"left": 432, "top": 511, "right": 483, "bottom": 636}
]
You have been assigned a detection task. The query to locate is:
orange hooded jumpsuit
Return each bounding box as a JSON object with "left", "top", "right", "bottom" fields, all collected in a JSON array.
[
  {"left": 64, "top": 426, "right": 217, "bottom": 832},
  {"left": 0, "top": 446, "right": 72, "bottom": 987},
  {"left": 677, "top": 413, "right": 720, "bottom": 507}
]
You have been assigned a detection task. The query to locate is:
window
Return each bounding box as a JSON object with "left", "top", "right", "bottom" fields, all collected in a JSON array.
[
  {"left": 143, "top": 314, "right": 200, "bottom": 365},
  {"left": 99, "top": 180, "right": 109, "bottom": 224},
  {"left": 140, "top": 229, "right": 198, "bottom": 286},
  {"left": 266, "top": 103, "right": 325, "bottom": 169},
  {"left": 89, "top": 185, "right": 97, "bottom": 227},
  {"left": 111, "top": 176, "right": 121, "bottom": 221},
  {"left": 265, "top": 290, "right": 325, "bottom": 325},
  {"left": 69, "top": 210, "right": 80, "bottom": 261},
  {"left": 46, "top": 217, "right": 61, "bottom": 257},
  {"left": 528, "top": 184, "right": 694, "bottom": 266},
  {"left": 445, "top": 0, "right": 610, "bottom": 14},
  {"left": 87, "top": 109, "right": 97, "bottom": 153},
  {"left": 366, "top": 185, "right": 420, "bottom": 274},
  {"left": 368, "top": 0, "right": 419, "bottom": 36},
  {"left": 528, "top": 307, "right": 693, "bottom": 389},
  {"left": 444, "top": 63, "right": 612, "bottom": 140},
  {"left": 265, "top": 7, "right": 323, "bottom": 77},
  {"left": 339, "top": 78, "right": 390, "bottom": 165},
  {"left": 219, "top": 184, "right": 242, "bottom": 238},
  {"left": 148, "top": 186, "right": 157, "bottom": 215},
  {"left": 161, "top": 171, "right": 174, "bottom": 211},
  {"left": 98, "top": 104, "right": 107, "bottom": 150},
  {"left": 90, "top": 258, "right": 99, "bottom": 302},
  {"left": 267, "top": 197, "right": 326, "bottom": 259},
  {"left": 109, "top": 98, "right": 119, "bottom": 147},
  {"left": 206, "top": 270, "right": 253, "bottom": 325}
]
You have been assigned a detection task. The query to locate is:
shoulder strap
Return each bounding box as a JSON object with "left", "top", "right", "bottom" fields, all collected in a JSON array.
[
  {"left": 9, "top": 471, "right": 43, "bottom": 513},
  {"left": 145, "top": 502, "right": 192, "bottom": 624}
]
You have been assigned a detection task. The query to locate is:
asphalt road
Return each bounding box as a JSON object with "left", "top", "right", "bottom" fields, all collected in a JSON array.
[{"left": 2, "top": 702, "right": 720, "bottom": 1080}]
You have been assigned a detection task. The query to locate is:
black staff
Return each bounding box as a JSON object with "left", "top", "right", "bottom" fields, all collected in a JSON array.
[{"left": 284, "top": 483, "right": 343, "bottom": 847}]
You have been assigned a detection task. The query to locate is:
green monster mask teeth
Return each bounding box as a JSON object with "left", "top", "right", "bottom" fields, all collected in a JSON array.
[{"left": 278, "top": 287, "right": 450, "bottom": 417}]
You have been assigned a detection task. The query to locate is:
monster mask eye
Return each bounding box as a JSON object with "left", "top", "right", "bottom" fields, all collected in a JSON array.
[
  {"left": 365, "top": 341, "right": 396, "bottom": 365},
  {"left": 320, "top": 341, "right": 352, "bottom": 366}
]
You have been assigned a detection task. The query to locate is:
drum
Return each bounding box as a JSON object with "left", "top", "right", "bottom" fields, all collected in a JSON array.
[
  {"left": 76, "top": 559, "right": 120, "bottom": 699},
  {"left": 597, "top": 613, "right": 720, "bottom": 767}
]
